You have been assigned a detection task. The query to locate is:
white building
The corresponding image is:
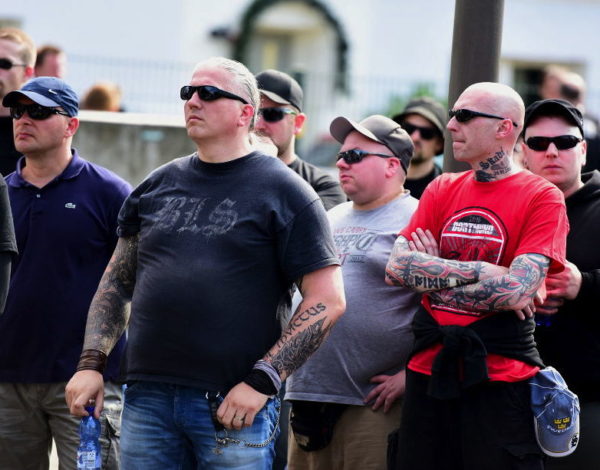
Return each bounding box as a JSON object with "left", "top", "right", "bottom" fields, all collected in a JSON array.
[{"left": 3, "top": 0, "right": 599, "bottom": 160}]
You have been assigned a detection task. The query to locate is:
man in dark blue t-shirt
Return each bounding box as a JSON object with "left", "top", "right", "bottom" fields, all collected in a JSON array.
[
  {"left": 66, "top": 57, "right": 345, "bottom": 470},
  {"left": 0, "top": 77, "right": 131, "bottom": 469}
]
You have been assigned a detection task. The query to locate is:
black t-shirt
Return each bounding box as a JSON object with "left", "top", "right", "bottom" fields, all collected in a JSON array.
[
  {"left": 0, "top": 116, "right": 21, "bottom": 177},
  {"left": 118, "top": 152, "right": 339, "bottom": 391},
  {"left": 405, "top": 163, "right": 442, "bottom": 200},
  {"left": 288, "top": 158, "right": 346, "bottom": 210}
]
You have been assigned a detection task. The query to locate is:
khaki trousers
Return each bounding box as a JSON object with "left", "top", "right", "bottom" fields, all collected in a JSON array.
[{"left": 287, "top": 401, "right": 402, "bottom": 470}]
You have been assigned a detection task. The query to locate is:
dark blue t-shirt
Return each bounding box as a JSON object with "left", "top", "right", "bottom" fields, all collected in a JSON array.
[
  {"left": 0, "top": 150, "right": 131, "bottom": 382},
  {"left": 118, "top": 152, "right": 339, "bottom": 392}
]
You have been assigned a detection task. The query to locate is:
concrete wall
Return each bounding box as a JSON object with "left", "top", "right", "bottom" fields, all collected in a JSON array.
[{"left": 72, "top": 111, "right": 196, "bottom": 187}]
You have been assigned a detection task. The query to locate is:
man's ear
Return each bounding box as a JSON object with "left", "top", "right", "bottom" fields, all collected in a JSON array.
[
  {"left": 294, "top": 113, "right": 306, "bottom": 136},
  {"left": 496, "top": 119, "right": 514, "bottom": 139},
  {"left": 65, "top": 117, "right": 79, "bottom": 137},
  {"left": 238, "top": 104, "right": 255, "bottom": 127}
]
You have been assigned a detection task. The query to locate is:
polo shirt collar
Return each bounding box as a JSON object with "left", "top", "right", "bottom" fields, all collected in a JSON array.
[{"left": 10, "top": 148, "right": 84, "bottom": 188}]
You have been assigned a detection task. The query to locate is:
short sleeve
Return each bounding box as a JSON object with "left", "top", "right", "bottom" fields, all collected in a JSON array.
[
  {"left": 276, "top": 199, "right": 339, "bottom": 282},
  {"left": 0, "top": 177, "right": 17, "bottom": 255},
  {"left": 400, "top": 176, "right": 440, "bottom": 240},
  {"left": 514, "top": 186, "right": 568, "bottom": 274}
]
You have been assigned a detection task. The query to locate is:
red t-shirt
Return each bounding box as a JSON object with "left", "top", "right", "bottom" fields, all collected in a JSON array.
[{"left": 401, "top": 170, "right": 568, "bottom": 381}]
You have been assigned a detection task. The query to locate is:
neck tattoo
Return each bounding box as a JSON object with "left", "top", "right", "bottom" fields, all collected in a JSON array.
[{"left": 474, "top": 148, "right": 512, "bottom": 182}]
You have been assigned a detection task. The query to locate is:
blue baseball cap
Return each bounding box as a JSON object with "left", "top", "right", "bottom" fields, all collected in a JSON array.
[
  {"left": 2, "top": 76, "right": 79, "bottom": 117},
  {"left": 530, "top": 367, "right": 580, "bottom": 458}
]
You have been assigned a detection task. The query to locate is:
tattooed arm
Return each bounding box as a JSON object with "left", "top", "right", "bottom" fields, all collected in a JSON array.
[
  {"left": 429, "top": 253, "right": 550, "bottom": 314},
  {"left": 385, "top": 234, "right": 507, "bottom": 292},
  {"left": 216, "top": 264, "right": 345, "bottom": 430},
  {"left": 65, "top": 235, "right": 138, "bottom": 417}
]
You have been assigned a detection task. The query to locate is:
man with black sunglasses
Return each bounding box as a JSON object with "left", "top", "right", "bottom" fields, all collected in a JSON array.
[
  {"left": 0, "top": 27, "right": 36, "bottom": 177},
  {"left": 286, "top": 114, "right": 420, "bottom": 469},
  {"left": 385, "top": 82, "right": 569, "bottom": 469},
  {"left": 0, "top": 77, "right": 131, "bottom": 470},
  {"left": 66, "top": 57, "right": 345, "bottom": 470},
  {"left": 392, "top": 97, "right": 446, "bottom": 199},
  {"left": 255, "top": 69, "right": 345, "bottom": 210},
  {"left": 523, "top": 98, "right": 600, "bottom": 469}
]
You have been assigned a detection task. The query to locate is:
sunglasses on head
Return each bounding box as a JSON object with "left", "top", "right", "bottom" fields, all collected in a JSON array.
[
  {"left": 337, "top": 149, "right": 394, "bottom": 164},
  {"left": 10, "top": 103, "right": 70, "bottom": 120},
  {"left": 180, "top": 85, "right": 248, "bottom": 104},
  {"left": 0, "top": 58, "right": 27, "bottom": 70},
  {"left": 258, "top": 107, "right": 298, "bottom": 123},
  {"left": 401, "top": 122, "right": 439, "bottom": 140},
  {"left": 525, "top": 135, "right": 582, "bottom": 151},
  {"left": 449, "top": 108, "right": 519, "bottom": 127}
]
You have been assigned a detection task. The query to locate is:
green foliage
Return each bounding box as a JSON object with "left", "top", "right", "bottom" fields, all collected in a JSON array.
[{"left": 384, "top": 82, "right": 447, "bottom": 118}]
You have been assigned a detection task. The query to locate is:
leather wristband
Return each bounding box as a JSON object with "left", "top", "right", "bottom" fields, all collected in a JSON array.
[
  {"left": 243, "top": 368, "right": 278, "bottom": 396},
  {"left": 76, "top": 349, "right": 107, "bottom": 374}
]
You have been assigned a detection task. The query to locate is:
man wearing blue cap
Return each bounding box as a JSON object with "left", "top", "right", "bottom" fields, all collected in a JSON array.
[{"left": 0, "top": 77, "right": 131, "bottom": 469}]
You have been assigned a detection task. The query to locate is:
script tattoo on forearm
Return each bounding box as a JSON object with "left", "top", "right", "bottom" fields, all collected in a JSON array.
[
  {"left": 385, "top": 236, "right": 483, "bottom": 291},
  {"left": 83, "top": 235, "right": 139, "bottom": 353},
  {"left": 266, "top": 296, "right": 333, "bottom": 380},
  {"left": 474, "top": 148, "right": 512, "bottom": 182},
  {"left": 429, "top": 253, "right": 549, "bottom": 312}
]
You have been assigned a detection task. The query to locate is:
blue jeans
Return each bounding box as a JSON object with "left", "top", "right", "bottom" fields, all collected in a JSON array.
[{"left": 120, "top": 381, "right": 279, "bottom": 470}]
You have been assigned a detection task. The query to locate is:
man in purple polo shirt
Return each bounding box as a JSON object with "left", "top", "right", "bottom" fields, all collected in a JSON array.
[{"left": 0, "top": 77, "right": 131, "bottom": 470}]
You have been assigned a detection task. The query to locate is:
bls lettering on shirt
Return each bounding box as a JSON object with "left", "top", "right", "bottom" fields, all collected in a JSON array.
[{"left": 153, "top": 196, "right": 239, "bottom": 237}]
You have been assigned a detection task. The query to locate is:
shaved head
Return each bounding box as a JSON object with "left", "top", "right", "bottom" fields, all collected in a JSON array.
[{"left": 460, "top": 82, "right": 525, "bottom": 128}]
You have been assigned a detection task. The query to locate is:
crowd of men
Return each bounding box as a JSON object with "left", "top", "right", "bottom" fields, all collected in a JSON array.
[{"left": 0, "top": 25, "right": 597, "bottom": 470}]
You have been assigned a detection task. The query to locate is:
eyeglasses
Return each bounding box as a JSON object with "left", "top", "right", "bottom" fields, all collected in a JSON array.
[
  {"left": 336, "top": 149, "right": 395, "bottom": 164},
  {"left": 401, "top": 122, "right": 439, "bottom": 140},
  {"left": 449, "top": 108, "right": 518, "bottom": 127},
  {"left": 0, "top": 58, "right": 27, "bottom": 70},
  {"left": 10, "top": 103, "right": 70, "bottom": 120},
  {"left": 525, "top": 135, "right": 582, "bottom": 151},
  {"left": 180, "top": 85, "right": 248, "bottom": 104},
  {"left": 258, "top": 107, "right": 298, "bottom": 123}
]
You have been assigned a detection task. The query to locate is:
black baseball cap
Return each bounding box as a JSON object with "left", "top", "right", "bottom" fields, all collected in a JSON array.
[
  {"left": 330, "top": 114, "right": 414, "bottom": 171},
  {"left": 524, "top": 99, "right": 584, "bottom": 138},
  {"left": 256, "top": 69, "right": 303, "bottom": 112}
]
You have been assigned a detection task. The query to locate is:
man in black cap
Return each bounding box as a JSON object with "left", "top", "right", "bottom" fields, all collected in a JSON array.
[
  {"left": 0, "top": 76, "right": 131, "bottom": 469},
  {"left": 522, "top": 98, "right": 600, "bottom": 469},
  {"left": 255, "top": 69, "right": 346, "bottom": 210},
  {"left": 286, "top": 115, "right": 420, "bottom": 469},
  {"left": 393, "top": 97, "right": 446, "bottom": 198}
]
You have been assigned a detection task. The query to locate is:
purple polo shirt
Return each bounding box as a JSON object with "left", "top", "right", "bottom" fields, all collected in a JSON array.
[{"left": 0, "top": 149, "right": 131, "bottom": 382}]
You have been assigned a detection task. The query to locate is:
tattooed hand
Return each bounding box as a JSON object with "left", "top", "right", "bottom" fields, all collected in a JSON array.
[{"left": 263, "top": 265, "right": 344, "bottom": 381}]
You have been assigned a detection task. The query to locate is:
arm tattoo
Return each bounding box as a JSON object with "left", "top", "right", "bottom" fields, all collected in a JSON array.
[
  {"left": 83, "top": 234, "right": 139, "bottom": 353},
  {"left": 474, "top": 148, "right": 513, "bottom": 182},
  {"left": 265, "top": 276, "right": 333, "bottom": 380},
  {"left": 386, "top": 236, "right": 484, "bottom": 291},
  {"left": 429, "top": 253, "right": 550, "bottom": 312}
]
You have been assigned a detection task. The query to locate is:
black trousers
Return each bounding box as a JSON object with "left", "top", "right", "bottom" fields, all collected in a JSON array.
[{"left": 388, "top": 370, "right": 544, "bottom": 470}]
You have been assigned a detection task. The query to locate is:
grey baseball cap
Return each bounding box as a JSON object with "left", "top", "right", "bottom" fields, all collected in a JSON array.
[
  {"left": 392, "top": 96, "right": 447, "bottom": 137},
  {"left": 330, "top": 114, "right": 414, "bottom": 171}
]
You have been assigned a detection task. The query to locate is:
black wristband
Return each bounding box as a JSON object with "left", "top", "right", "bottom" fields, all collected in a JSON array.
[
  {"left": 76, "top": 349, "right": 107, "bottom": 374},
  {"left": 243, "top": 368, "right": 278, "bottom": 396}
]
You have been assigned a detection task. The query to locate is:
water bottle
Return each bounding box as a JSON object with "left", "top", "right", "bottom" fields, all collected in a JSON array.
[{"left": 77, "top": 406, "right": 101, "bottom": 470}]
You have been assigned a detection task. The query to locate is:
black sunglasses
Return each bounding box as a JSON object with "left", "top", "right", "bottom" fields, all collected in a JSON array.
[
  {"left": 10, "top": 103, "right": 70, "bottom": 120},
  {"left": 525, "top": 135, "right": 582, "bottom": 151},
  {"left": 337, "top": 149, "right": 395, "bottom": 164},
  {"left": 449, "top": 108, "right": 519, "bottom": 127},
  {"left": 401, "top": 122, "right": 439, "bottom": 140},
  {"left": 0, "top": 58, "right": 27, "bottom": 70},
  {"left": 258, "top": 107, "right": 297, "bottom": 123},
  {"left": 180, "top": 85, "right": 248, "bottom": 104}
]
